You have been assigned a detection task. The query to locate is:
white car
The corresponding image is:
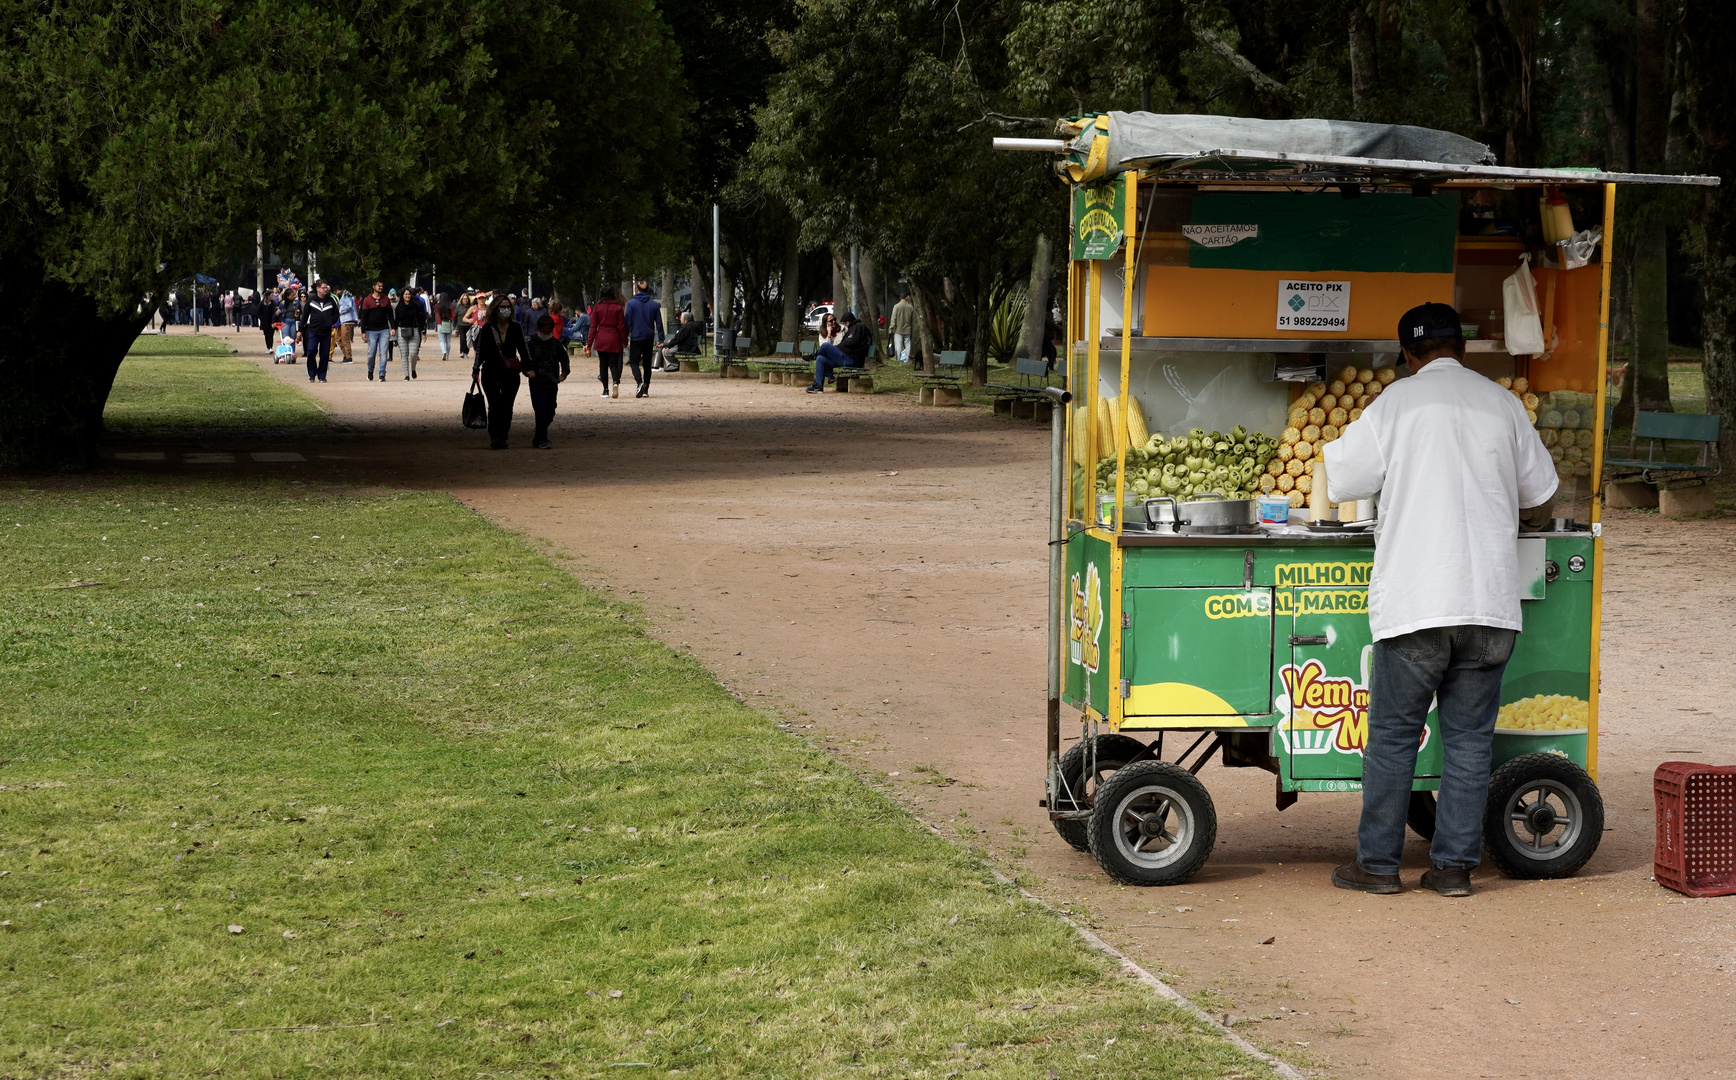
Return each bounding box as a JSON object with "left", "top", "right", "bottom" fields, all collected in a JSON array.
[{"left": 802, "top": 302, "right": 834, "bottom": 332}]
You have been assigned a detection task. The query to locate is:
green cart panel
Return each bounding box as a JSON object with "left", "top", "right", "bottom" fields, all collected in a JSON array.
[{"left": 1122, "top": 588, "right": 1274, "bottom": 722}]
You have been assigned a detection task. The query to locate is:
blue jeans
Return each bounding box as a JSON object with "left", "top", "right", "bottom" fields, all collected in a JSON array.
[
  {"left": 366, "top": 329, "right": 391, "bottom": 377},
  {"left": 811, "top": 342, "right": 853, "bottom": 389},
  {"left": 1358, "top": 624, "right": 1517, "bottom": 874},
  {"left": 304, "top": 328, "right": 331, "bottom": 381}
]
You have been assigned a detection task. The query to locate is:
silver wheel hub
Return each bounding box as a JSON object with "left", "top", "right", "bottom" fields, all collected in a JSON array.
[
  {"left": 1112, "top": 784, "right": 1194, "bottom": 869},
  {"left": 1505, "top": 778, "right": 1582, "bottom": 860}
]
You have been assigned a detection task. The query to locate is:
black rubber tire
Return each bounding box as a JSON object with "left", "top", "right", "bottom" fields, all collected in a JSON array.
[
  {"left": 1086, "top": 760, "right": 1217, "bottom": 886},
  {"left": 1407, "top": 790, "right": 1438, "bottom": 841},
  {"left": 1051, "top": 734, "right": 1149, "bottom": 852},
  {"left": 1483, "top": 753, "right": 1604, "bottom": 879}
]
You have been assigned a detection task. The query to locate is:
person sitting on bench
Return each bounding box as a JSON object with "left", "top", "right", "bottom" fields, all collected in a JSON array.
[
  {"left": 808, "top": 311, "right": 870, "bottom": 393},
  {"left": 655, "top": 310, "right": 703, "bottom": 370}
]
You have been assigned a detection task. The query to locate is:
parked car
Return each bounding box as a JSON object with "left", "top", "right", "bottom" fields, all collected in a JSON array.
[{"left": 802, "top": 302, "right": 834, "bottom": 332}]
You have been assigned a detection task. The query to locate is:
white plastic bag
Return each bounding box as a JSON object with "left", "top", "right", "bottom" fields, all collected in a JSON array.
[{"left": 1502, "top": 253, "right": 1547, "bottom": 355}]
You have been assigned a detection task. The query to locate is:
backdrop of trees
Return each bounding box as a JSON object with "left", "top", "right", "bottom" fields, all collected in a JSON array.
[{"left": 1, "top": 0, "right": 1731, "bottom": 468}]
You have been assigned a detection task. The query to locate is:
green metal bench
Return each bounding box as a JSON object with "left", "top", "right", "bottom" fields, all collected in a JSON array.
[
  {"left": 986, "top": 356, "right": 1062, "bottom": 419},
  {"left": 754, "top": 341, "right": 814, "bottom": 385},
  {"left": 1603, "top": 410, "right": 1722, "bottom": 484}
]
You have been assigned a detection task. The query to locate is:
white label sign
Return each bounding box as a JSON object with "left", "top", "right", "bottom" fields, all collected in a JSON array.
[
  {"left": 1182, "top": 223, "right": 1258, "bottom": 248},
  {"left": 1276, "top": 279, "right": 1351, "bottom": 332}
]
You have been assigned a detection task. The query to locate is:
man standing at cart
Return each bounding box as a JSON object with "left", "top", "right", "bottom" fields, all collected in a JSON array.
[{"left": 1323, "top": 303, "right": 1557, "bottom": 898}]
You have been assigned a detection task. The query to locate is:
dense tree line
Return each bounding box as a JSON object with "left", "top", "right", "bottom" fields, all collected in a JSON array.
[{"left": 0, "top": 0, "right": 1730, "bottom": 468}]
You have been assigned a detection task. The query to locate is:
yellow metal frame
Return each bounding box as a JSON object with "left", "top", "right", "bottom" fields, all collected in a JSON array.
[{"left": 1584, "top": 183, "right": 1616, "bottom": 781}]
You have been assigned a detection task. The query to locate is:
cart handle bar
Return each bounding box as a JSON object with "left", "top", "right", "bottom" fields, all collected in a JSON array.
[{"left": 1043, "top": 387, "right": 1072, "bottom": 404}]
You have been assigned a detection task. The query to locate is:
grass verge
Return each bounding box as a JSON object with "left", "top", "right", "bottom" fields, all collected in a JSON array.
[
  {"left": 105, "top": 334, "right": 331, "bottom": 438},
  {"left": 0, "top": 481, "right": 1266, "bottom": 1079}
]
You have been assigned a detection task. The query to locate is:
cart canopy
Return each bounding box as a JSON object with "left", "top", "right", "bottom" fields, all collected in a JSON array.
[{"left": 1042, "top": 111, "right": 1718, "bottom": 188}]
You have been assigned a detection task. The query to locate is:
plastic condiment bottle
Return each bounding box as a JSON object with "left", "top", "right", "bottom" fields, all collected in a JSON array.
[
  {"left": 1540, "top": 186, "right": 1575, "bottom": 245},
  {"left": 1310, "top": 457, "right": 1331, "bottom": 522}
]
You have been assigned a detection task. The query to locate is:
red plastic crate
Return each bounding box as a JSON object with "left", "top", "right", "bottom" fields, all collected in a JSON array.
[{"left": 1654, "top": 762, "right": 1736, "bottom": 897}]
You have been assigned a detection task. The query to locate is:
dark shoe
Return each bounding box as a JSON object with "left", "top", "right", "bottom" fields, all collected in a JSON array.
[
  {"left": 806, "top": 386, "right": 822, "bottom": 394},
  {"left": 534, "top": 440, "right": 552, "bottom": 449},
  {"left": 367, "top": 372, "right": 374, "bottom": 381},
  {"left": 490, "top": 443, "right": 508, "bottom": 450},
  {"left": 1420, "top": 867, "right": 1473, "bottom": 897},
  {"left": 1332, "top": 862, "right": 1402, "bottom": 895},
  {"left": 635, "top": 385, "right": 648, "bottom": 398},
  {"left": 411, "top": 371, "right": 417, "bottom": 379}
]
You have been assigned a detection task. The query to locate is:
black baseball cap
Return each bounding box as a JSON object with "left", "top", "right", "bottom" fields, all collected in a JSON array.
[{"left": 1397, "top": 303, "right": 1463, "bottom": 350}]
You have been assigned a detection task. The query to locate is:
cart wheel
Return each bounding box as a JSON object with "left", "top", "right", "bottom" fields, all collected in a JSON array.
[
  {"left": 1051, "top": 735, "right": 1149, "bottom": 852},
  {"left": 1407, "top": 791, "right": 1438, "bottom": 841},
  {"left": 1087, "top": 760, "right": 1217, "bottom": 886},
  {"left": 1484, "top": 753, "right": 1604, "bottom": 879}
]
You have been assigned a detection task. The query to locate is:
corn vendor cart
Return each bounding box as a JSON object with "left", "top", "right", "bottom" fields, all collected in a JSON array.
[{"left": 996, "top": 114, "right": 1719, "bottom": 886}]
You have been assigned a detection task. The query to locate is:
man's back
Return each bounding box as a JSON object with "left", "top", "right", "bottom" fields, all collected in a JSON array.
[
  {"left": 624, "top": 291, "right": 662, "bottom": 340},
  {"left": 1324, "top": 358, "right": 1555, "bottom": 639}
]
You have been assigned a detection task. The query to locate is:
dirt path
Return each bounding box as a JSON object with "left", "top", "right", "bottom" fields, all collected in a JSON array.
[{"left": 120, "top": 331, "right": 1736, "bottom": 1078}]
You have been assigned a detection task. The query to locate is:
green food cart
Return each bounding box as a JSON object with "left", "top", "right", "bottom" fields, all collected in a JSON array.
[{"left": 996, "top": 113, "right": 1718, "bottom": 886}]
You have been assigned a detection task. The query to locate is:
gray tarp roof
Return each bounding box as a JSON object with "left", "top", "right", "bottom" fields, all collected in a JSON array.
[{"left": 1095, "top": 112, "right": 1496, "bottom": 171}]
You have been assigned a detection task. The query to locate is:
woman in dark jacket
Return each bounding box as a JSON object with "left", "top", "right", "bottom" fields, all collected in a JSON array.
[
  {"left": 395, "top": 290, "right": 428, "bottom": 380},
  {"left": 471, "top": 294, "right": 532, "bottom": 449},
  {"left": 586, "top": 287, "right": 628, "bottom": 398}
]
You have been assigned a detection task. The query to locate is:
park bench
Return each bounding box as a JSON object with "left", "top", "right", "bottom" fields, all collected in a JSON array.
[
  {"left": 1603, "top": 410, "right": 1722, "bottom": 484},
  {"left": 718, "top": 333, "right": 755, "bottom": 378},
  {"left": 913, "top": 349, "right": 968, "bottom": 405},
  {"left": 987, "top": 356, "right": 1062, "bottom": 419},
  {"left": 756, "top": 341, "right": 815, "bottom": 385}
]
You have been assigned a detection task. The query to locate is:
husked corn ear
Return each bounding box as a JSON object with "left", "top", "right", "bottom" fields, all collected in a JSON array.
[
  {"left": 1096, "top": 395, "right": 1117, "bottom": 458},
  {"left": 1125, "top": 394, "right": 1150, "bottom": 448}
]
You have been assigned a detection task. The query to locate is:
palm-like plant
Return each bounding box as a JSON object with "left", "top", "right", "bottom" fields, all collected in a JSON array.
[{"left": 985, "top": 278, "right": 1029, "bottom": 366}]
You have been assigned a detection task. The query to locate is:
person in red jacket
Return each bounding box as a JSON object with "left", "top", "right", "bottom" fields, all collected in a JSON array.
[{"left": 586, "top": 287, "right": 628, "bottom": 399}]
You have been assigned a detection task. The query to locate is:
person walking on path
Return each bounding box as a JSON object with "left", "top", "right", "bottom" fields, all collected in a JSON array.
[
  {"left": 395, "top": 288, "right": 427, "bottom": 379},
  {"left": 436, "top": 296, "right": 456, "bottom": 360},
  {"left": 359, "top": 280, "right": 394, "bottom": 381},
  {"left": 1323, "top": 303, "right": 1557, "bottom": 899},
  {"left": 586, "top": 286, "right": 628, "bottom": 399},
  {"left": 336, "top": 287, "right": 359, "bottom": 364},
  {"left": 472, "top": 294, "right": 531, "bottom": 449},
  {"left": 623, "top": 278, "right": 664, "bottom": 396},
  {"left": 259, "top": 289, "right": 280, "bottom": 353},
  {"left": 888, "top": 290, "right": 916, "bottom": 364},
  {"left": 278, "top": 286, "right": 300, "bottom": 356},
  {"left": 808, "top": 311, "right": 868, "bottom": 393},
  {"left": 525, "top": 313, "right": 570, "bottom": 449},
  {"left": 297, "top": 280, "right": 342, "bottom": 383}
]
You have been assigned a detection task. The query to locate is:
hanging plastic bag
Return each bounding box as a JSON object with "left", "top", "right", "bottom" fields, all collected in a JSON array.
[{"left": 1502, "top": 253, "right": 1547, "bottom": 355}]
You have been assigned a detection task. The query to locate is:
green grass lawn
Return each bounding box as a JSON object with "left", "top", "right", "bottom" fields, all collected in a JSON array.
[
  {"left": 0, "top": 483, "right": 1265, "bottom": 1079},
  {"left": 105, "top": 334, "right": 331, "bottom": 438}
]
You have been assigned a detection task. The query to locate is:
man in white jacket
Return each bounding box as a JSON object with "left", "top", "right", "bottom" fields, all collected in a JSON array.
[{"left": 1323, "top": 303, "right": 1558, "bottom": 898}]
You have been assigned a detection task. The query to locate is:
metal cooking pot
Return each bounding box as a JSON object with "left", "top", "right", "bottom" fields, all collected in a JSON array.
[{"left": 1143, "top": 493, "right": 1256, "bottom": 533}]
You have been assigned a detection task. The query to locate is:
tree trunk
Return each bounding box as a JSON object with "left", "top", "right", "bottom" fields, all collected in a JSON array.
[
  {"left": 1629, "top": 225, "right": 1674, "bottom": 413},
  {"left": 780, "top": 216, "right": 802, "bottom": 343},
  {"left": 857, "top": 252, "right": 882, "bottom": 358},
  {"left": 1680, "top": 0, "right": 1736, "bottom": 466},
  {"left": 831, "top": 251, "right": 845, "bottom": 309},
  {"left": 909, "top": 280, "right": 942, "bottom": 374},
  {"left": 718, "top": 246, "right": 734, "bottom": 331},
  {"left": 970, "top": 261, "right": 990, "bottom": 386},
  {"left": 0, "top": 273, "right": 149, "bottom": 470},
  {"left": 1020, "top": 232, "right": 1053, "bottom": 366},
  {"left": 689, "top": 257, "right": 709, "bottom": 329},
  {"left": 659, "top": 266, "right": 675, "bottom": 330},
  {"left": 1349, "top": 4, "right": 1378, "bottom": 115}
]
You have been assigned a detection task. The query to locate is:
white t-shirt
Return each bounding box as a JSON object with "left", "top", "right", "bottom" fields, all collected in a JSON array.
[{"left": 1322, "top": 357, "right": 1558, "bottom": 641}]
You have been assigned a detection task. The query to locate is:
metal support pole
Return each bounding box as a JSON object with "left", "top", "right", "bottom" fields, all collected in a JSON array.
[{"left": 1043, "top": 385, "right": 1073, "bottom": 804}]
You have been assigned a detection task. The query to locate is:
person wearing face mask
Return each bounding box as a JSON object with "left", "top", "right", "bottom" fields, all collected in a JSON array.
[
  {"left": 524, "top": 313, "right": 570, "bottom": 449},
  {"left": 471, "top": 294, "right": 532, "bottom": 448}
]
